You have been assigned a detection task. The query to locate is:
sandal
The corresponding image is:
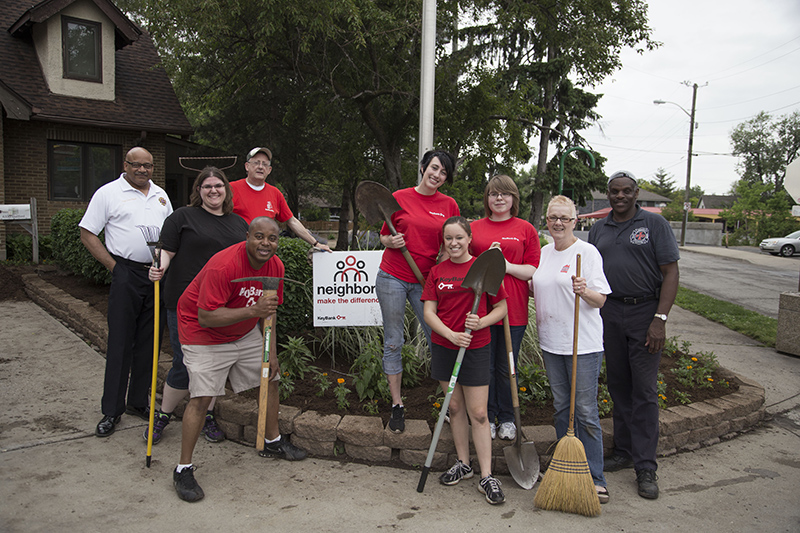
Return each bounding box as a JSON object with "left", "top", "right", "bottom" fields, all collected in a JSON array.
[{"left": 596, "top": 485, "right": 610, "bottom": 504}]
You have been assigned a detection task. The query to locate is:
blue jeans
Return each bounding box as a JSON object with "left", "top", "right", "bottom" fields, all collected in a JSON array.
[
  {"left": 375, "top": 269, "right": 431, "bottom": 375},
  {"left": 165, "top": 309, "right": 190, "bottom": 390},
  {"left": 487, "top": 324, "right": 526, "bottom": 424},
  {"left": 542, "top": 349, "right": 607, "bottom": 487}
]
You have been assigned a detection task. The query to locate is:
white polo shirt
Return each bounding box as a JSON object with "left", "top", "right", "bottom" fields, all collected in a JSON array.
[{"left": 79, "top": 174, "right": 173, "bottom": 263}]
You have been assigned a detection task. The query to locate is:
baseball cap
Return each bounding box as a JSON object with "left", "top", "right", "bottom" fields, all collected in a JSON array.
[
  {"left": 607, "top": 170, "right": 637, "bottom": 186},
  {"left": 246, "top": 147, "right": 272, "bottom": 162}
]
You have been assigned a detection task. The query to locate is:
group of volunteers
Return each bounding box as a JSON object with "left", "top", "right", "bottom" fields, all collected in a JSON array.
[{"left": 78, "top": 145, "right": 679, "bottom": 506}]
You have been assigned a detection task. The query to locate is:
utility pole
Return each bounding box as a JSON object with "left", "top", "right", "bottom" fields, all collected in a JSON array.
[{"left": 681, "top": 82, "right": 698, "bottom": 247}]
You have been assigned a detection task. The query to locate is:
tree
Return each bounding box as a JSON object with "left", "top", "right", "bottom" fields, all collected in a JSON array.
[
  {"left": 639, "top": 168, "right": 677, "bottom": 198},
  {"left": 730, "top": 111, "right": 800, "bottom": 195},
  {"left": 721, "top": 180, "right": 800, "bottom": 245}
]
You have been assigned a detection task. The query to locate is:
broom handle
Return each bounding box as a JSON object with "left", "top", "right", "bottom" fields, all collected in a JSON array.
[{"left": 568, "top": 254, "right": 581, "bottom": 435}]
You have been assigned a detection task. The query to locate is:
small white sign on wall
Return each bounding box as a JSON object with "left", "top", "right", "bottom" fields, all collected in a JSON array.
[{"left": 312, "top": 250, "right": 383, "bottom": 327}]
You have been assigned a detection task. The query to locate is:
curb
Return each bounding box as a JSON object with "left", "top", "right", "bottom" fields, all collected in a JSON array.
[{"left": 22, "top": 272, "right": 766, "bottom": 473}]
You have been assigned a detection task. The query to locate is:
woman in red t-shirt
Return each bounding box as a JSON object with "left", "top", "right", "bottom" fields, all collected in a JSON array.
[
  {"left": 471, "top": 174, "right": 540, "bottom": 441},
  {"left": 375, "top": 150, "right": 460, "bottom": 434},
  {"left": 422, "top": 216, "right": 508, "bottom": 504}
]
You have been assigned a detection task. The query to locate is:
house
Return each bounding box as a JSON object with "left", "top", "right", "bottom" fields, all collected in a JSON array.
[
  {"left": 577, "top": 189, "right": 672, "bottom": 217},
  {"left": 1, "top": 0, "right": 193, "bottom": 260},
  {"left": 697, "top": 195, "right": 737, "bottom": 209}
]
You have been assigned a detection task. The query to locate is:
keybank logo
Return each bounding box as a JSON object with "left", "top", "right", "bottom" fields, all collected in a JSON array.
[{"left": 334, "top": 255, "right": 368, "bottom": 282}]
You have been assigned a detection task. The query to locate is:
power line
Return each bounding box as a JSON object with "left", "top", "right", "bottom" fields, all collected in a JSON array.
[
  {"left": 707, "top": 45, "right": 800, "bottom": 82},
  {"left": 703, "top": 100, "right": 800, "bottom": 124},
  {"left": 703, "top": 84, "right": 800, "bottom": 110}
]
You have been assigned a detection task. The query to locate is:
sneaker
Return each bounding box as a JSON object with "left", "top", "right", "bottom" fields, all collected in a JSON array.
[
  {"left": 497, "top": 421, "right": 516, "bottom": 441},
  {"left": 444, "top": 408, "right": 451, "bottom": 424},
  {"left": 202, "top": 412, "right": 225, "bottom": 443},
  {"left": 258, "top": 435, "right": 308, "bottom": 461},
  {"left": 142, "top": 410, "right": 171, "bottom": 444},
  {"left": 636, "top": 468, "right": 659, "bottom": 499},
  {"left": 389, "top": 404, "right": 405, "bottom": 433},
  {"left": 439, "top": 460, "right": 474, "bottom": 486},
  {"left": 173, "top": 466, "right": 204, "bottom": 502},
  {"left": 478, "top": 475, "right": 505, "bottom": 505},
  {"left": 604, "top": 453, "right": 634, "bottom": 472},
  {"left": 596, "top": 485, "right": 610, "bottom": 504},
  {"left": 490, "top": 422, "right": 497, "bottom": 440}
]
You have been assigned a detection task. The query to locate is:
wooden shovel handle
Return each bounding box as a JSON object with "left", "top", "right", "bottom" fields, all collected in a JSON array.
[
  {"left": 384, "top": 217, "right": 425, "bottom": 285},
  {"left": 256, "top": 289, "right": 278, "bottom": 451}
]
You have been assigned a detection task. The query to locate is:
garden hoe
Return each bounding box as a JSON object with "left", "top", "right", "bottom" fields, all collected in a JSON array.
[
  {"left": 232, "top": 276, "right": 282, "bottom": 453},
  {"left": 416, "top": 248, "right": 506, "bottom": 492},
  {"left": 502, "top": 315, "right": 540, "bottom": 489},
  {"left": 355, "top": 180, "right": 426, "bottom": 284}
]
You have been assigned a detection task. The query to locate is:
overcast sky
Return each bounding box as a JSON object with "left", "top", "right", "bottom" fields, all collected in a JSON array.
[{"left": 579, "top": 0, "right": 800, "bottom": 195}]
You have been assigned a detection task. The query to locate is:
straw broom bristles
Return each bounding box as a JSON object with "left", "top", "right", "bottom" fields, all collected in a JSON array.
[
  {"left": 533, "top": 254, "right": 601, "bottom": 517},
  {"left": 533, "top": 428, "right": 601, "bottom": 516}
]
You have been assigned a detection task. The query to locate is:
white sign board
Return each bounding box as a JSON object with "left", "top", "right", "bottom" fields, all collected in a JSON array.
[
  {"left": 785, "top": 158, "right": 800, "bottom": 205},
  {"left": 0, "top": 204, "right": 31, "bottom": 221},
  {"left": 792, "top": 205, "right": 800, "bottom": 217},
  {"left": 313, "top": 251, "right": 383, "bottom": 327}
]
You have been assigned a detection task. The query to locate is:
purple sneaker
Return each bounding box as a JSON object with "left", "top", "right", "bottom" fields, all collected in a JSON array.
[
  {"left": 202, "top": 412, "right": 225, "bottom": 443},
  {"left": 142, "top": 410, "right": 171, "bottom": 444}
]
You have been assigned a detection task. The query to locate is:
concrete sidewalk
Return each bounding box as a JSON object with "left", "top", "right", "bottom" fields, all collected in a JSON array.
[{"left": 1, "top": 296, "right": 799, "bottom": 532}]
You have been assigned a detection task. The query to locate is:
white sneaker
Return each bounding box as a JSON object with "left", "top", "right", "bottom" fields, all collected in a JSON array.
[
  {"left": 490, "top": 422, "right": 497, "bottom": 439},
  {"left": 498, "top": 421, "right": 516, "bottom": 441}
]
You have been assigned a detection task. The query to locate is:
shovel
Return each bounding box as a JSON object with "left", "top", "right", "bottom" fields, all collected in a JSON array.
[
  {"left": 355, "top": 181, "right": 426, "bottom": 284},
  {"left": 416, "top": 248, "right": 506, "bottom": 492},
  {"left": 502, "top": 315, "right": 540, "bottom": 489}
]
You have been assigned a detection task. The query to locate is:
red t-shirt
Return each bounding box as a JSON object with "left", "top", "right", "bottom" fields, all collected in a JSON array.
[
  {"left": 178, "top": 241, "right": 285, "bottom": 345},
  {"left": 471, "top": 217, "right": 540, "bottom": 326},
  {"left": 230, "top": 179, "right": 293, "bottom": 224},
  {"left": 379, "top": 187, "right": 460, "bottom": 282},
  {"left": 421, "top": 257, "right": 507, "bottom": 350}
]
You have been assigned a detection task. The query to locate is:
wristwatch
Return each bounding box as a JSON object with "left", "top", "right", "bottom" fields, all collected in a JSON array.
[{"left": 654, "top": 313, "right": 668, "bottom": 322}]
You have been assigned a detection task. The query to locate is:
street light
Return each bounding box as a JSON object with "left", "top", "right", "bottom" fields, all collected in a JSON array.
[{"left": 654, "top": 81, "right": 700, "bottom": 247}]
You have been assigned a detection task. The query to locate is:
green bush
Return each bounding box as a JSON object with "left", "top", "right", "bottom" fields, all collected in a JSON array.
[
  {"left": 50, "top": 208, "right": 112, "bottom": 284},
  {"left": 5, "top": 234, "right": 53, "bottom": 263},
  {"left": 276, "top": 236, "right": 313, "bottom": 343}
]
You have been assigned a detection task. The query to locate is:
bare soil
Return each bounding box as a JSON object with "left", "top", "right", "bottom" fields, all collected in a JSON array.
[{"left": 1, "top": 263, "right": 739, "bottom": 429}]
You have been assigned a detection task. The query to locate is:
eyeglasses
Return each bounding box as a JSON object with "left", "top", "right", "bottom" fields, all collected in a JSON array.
[
  {"left": 488, "top": 192, "right": 512, "bottom": 199},
  {"left": 546, "top": 215, "right": 575, "bottom": 223},
  {"left": 200, "top": 184, "right": 225, "bottom": 190},
  {"left": 248, "top": 161, "right": 271, "bottom": 168},
  {"left": 126, "top": 161, "right": 153, "bottom": 170}
]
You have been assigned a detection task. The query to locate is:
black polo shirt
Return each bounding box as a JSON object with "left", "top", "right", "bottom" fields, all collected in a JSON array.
[{"left": 588, "top": 206, "right": 680, "bottom": 298}]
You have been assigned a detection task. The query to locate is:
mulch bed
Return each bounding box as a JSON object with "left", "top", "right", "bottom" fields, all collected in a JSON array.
[{"left": 1, "top": 263, "right": 739, "bottom": 429}]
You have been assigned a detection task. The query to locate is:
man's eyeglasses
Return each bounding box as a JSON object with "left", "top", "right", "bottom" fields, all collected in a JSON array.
[
  {"left": 488, "top": 192, "right": 512, "bottom": 199},
  {"left": 200, "top": 184, "right": 225, "bottom": 190},
  {"left": 126, "top": 161, "right": 153, "bottom": 170},
  {"left": 248, "top": 161, "right": 271, "bottom": 168},
  {"left": 546, "top": 215, "right": 575, "bottom": 223}
]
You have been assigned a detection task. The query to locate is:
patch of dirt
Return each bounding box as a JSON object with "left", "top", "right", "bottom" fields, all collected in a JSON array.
[{"left": 1, "top": 262, "right": 739, "bottom": 428}]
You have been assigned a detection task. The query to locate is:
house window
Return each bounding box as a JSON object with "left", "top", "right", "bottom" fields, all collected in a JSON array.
[
  {"left": 49, "top": 142, "right": 121, "bottom": 201},
  {"left": 62, "top": 16, "right": 102, "bottom": 82}
]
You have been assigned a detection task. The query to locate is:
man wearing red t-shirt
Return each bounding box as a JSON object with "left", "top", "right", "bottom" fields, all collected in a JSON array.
[
  {"left": 230, "top": 147, "right": 331, "bottom": 252},
  {"left": 172, "top": 217, "right": 306, "bottom": 503}
]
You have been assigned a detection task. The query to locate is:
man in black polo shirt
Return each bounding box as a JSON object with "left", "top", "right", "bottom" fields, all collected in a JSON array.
[{"left": 588, "top": 170, "right": 680, "bottom": 500}]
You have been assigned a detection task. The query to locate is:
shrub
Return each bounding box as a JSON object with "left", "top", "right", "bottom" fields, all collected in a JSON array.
[
  {"left": 275, "top": 236, "right": 313, "bottom": 343},
  {"left": 50, "top": 208, "right": 112, "bottom": 284},
  {"left": 5, "top": 234, "right": 53, "bottom": 263}
]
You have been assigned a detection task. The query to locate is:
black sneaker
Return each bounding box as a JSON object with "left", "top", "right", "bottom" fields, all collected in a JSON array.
[
  {"left": 604, "top": 453, "right": 634, "bottom": 472},
  {"left": 389, "top": 404, "right": 405, "bottom": 433},
  {"left": 258, "top": 435, "right": 308, "bottom": 461},
  {"left": 478, "top": 475, "right": 505, "bottom": 505},
  {"left": 173, "top": 466, "right": 204, "bottom": 502},
  {"left": 201, "top": 412, "right": 225, "bottom": 443},
  {"left": 636, "top": 468, "right": 659, "bottom": 499},
  {"left": 439, "top": 460, "right": 474, "bottom": 486},
  {"left": 142, "top": 410, "right": 171, "bottom": 444}
]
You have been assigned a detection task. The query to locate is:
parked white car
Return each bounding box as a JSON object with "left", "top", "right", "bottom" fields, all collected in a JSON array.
[{"left": 759, "top": 230, "right": 800, "bottom": 257}]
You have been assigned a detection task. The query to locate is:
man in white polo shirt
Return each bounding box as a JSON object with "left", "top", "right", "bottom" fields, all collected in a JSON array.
[{"left": 79, "top": 147, "right": 173, "bottom": 438}]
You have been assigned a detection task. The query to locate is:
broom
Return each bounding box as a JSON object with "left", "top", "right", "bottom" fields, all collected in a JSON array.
[{"left": 533, "top": 254, "right": 601, "bottom": 517}]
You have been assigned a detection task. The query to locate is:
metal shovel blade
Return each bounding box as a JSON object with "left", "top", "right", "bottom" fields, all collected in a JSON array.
[
  {"left": 355, "top": 181, "right": 401, "bottom": 226},
  {"left": 461, "top": 247, "right": 506, "bottom": 297},
  {"left": 504, "top": 439, "right": 540, "bottom": 490}
]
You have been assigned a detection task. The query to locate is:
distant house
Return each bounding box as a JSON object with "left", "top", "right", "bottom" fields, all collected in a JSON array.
[
  {"left": 697, "top": 195, "right": 738, "bottom": 209},
  {"left": 578, "top": 189, "right": 673, "bottom": 217},
  {"left": 1, "top": 0, "right": 193, "bottom": 259}
]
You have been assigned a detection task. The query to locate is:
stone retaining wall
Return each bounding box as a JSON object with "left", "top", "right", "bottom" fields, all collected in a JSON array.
[{"left": 22, "top": 272, "right": 766, "bottom": 473}]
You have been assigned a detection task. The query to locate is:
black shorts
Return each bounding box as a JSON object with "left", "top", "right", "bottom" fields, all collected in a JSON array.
[{"left": 430, "top": 343, "right": 491, "bottom": 387}]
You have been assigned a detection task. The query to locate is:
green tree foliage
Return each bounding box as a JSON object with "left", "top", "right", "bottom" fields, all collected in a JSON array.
[
  {"left": 639, "top": 168, "right": 677, "bottom": 198},
  {"left": 721, "top": 180, "right": 800, "bottom": 245},
  {"left": 730, "top": 111, "right": 800, "bottom": 194}
]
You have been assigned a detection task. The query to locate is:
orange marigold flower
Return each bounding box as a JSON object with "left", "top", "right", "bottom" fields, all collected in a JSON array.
[
  {"left": 687, "top": 365, "right": 693, "bottom": 369},
  {"left": 322, "top": 372, "right": 328, "bottom": 376},
  {"left": 691, "top": 357, "right": 698, "bottom": 362},
  {"left": 433, "top": 402, "right": 441, "bottom": 408},
  {"left": 337, "top": 378, "right": 345, "bottom": 384},
  {"left": 707, "top": 377, "right": 714, "bottom": 382},
  {"left": 520, "top": 387, "right": 527, "bottom": 392}
]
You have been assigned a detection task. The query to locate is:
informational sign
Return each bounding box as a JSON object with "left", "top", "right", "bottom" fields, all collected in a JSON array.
[
  {"left": 0, "top": 204, "right": 31, "bottom": 220},
  {"left": 313, "top": 251, "right": 383, "bottom": 327}
]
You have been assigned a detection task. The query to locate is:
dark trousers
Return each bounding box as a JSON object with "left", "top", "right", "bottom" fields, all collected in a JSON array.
[
  {"left": 101, "top": 259, "right": 157, "bottom": 417},
  {"left": 601, "top": 298, "right": 661, "bottom": 471},
  {"left": 487, "top": 324, "right": 526, "bottom": 424}
]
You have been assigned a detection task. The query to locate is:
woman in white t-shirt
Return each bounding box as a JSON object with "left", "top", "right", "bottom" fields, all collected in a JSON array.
[{"left": 530, "top": 195, "right": 612, "bottom": 505}]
